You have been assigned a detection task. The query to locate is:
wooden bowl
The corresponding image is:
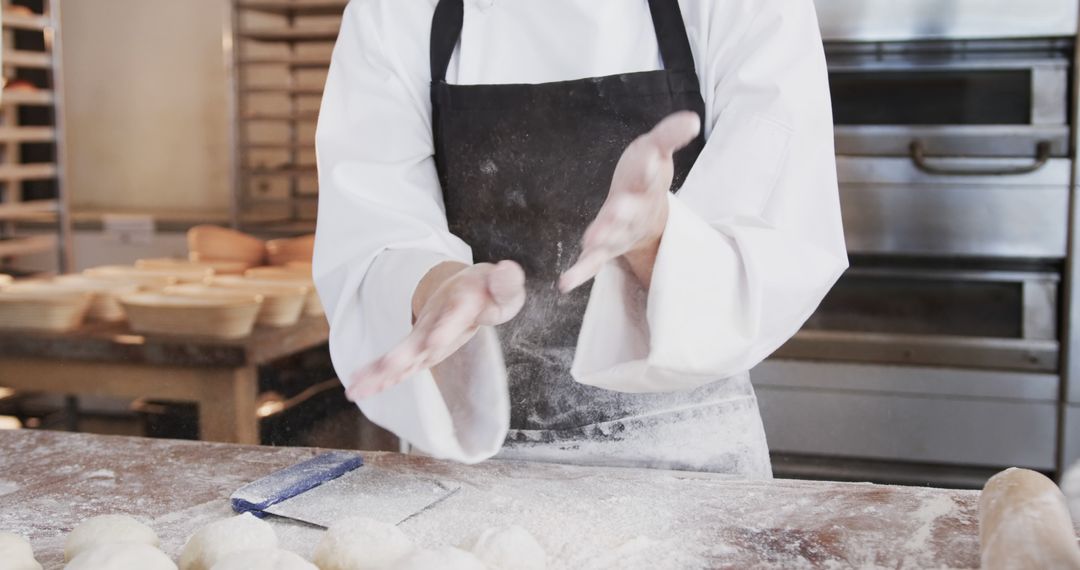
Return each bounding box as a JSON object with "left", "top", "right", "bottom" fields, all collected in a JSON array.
[
  {"left": 266, "top": 234, "right": 315, "bottom": 266},
  {"left": 167, "top": 283, "right": 299, "bottom": 328},
  {"left": 49, "top": 275, "right": 141, "bottom": 322},
  {"left": 139, "top": 257, "right": 250, "bottom": 276},
  {"left": 0, "top": 286, "right": 93, "bottom": 332},
  {"left": 120, "top": 292, "right": 263, "bottom": 339},
  {"left": 242, "top": 268, "right": 323, "bottom": 316},
  {"left": 188, "top": 225, "right": 266, "bottom": 267},
  {"left": 205, "top": 277, "right": 309, "bottom": 327},
  {"left": 87, "top": 264, "right": 211, "bottom": 285},
  {"left": 78, "top": 269, "right": 175, "bottom": 291},
  {"left": 163, "top": 284, "right": 262, "bottom": 303}
]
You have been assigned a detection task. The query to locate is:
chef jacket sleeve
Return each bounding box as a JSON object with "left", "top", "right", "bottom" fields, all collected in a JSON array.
[
  {"left": 571, "top": 0, "right": 849, "bottom": 393},
  {"left": 313, "top": 2, "right": 509, "bottom": 462}
]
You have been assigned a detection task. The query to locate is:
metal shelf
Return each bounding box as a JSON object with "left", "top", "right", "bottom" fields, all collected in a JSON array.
[
  {"left": 2, "top": 13, "right": 50, "bottom": 32},
  {"left": 0, "top": 127, "right": 56, "bottom": 143},
  {"left": 0, "top": 1, "right": 71, "bottom": 273},
  {"left": 245, "top": 165, "right": 317, "bottom": 176},
  {"left": 236, "top": 1, "right": 347, "bottom": 16},
  {"left": 0, "top": 234, "right": 57, "bottom": 258},
  {"left": 242, "top": 85, "right": 325, "bottom": 95},
  {"left": 244, "top": 111, "right": 319, "bottom": 122},
  {"left": 0, "top": 163, "right": 58, "bottom": 181},
  {"left": 242, "top": 141, "right": 315, "bottom": 150},
  {"left": 243, "top": 194, "right": 319, "bottom": 204},
  {"left": 239, "top": 27, "right": 339, "bottom": 43},
  {"left": 4, "top": 50, "right": 52, "bottom": 68},
  {"left": 2, "top": 89, "right": 55, "bottom": 105},
  {"left": 0, "top": 200, "right": 58, "bottom": 220},
  {"left": 239, "top": 54, "right": 330, "bottom": 68},
  {"left": 230, "top": 0, "right": 339, "bottom": 233}
]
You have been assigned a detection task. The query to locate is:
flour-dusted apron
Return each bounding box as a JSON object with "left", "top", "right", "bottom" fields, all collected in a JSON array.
[{"left": 430, "top": 0, "right": 772, "bottom": 478}]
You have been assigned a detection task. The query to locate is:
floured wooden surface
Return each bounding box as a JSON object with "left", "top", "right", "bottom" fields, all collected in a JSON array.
[{"left": 0, "top": 430, "right": 997, "bottom": 569}]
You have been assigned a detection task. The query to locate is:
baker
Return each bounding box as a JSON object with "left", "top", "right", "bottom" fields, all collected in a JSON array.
[{"left": 313, "top": 0, "right": 846, "bottom": 478}]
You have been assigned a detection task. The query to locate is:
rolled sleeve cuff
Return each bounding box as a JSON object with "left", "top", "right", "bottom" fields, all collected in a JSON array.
[{"left": 571, "top": 192, "right": 727, "bottom": 393}]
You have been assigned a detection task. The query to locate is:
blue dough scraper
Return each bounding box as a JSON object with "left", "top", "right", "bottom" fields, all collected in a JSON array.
[{"left": 231, "top": 451, "right": 459, "bottom": 529}]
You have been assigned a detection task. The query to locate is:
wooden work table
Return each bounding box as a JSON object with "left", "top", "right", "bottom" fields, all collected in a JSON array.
[
  {"left": 0, "top": 317, "right": 329, "bottom": 444},
  {"left": 0, "top": 429, "right": 1028, "bottom": 569}
]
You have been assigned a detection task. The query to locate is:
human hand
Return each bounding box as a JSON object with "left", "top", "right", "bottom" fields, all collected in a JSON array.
[
  {"left": 559, "top": 111, "right": 701, "bottom": 293},
  {"left": 345, "top": 260, "right": 526, "bottom": 400}
]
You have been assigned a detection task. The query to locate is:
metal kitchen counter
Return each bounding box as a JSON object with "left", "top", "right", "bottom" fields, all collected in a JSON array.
[{"left": 0, "top": 430, "right": 1015, "bottom": 569}]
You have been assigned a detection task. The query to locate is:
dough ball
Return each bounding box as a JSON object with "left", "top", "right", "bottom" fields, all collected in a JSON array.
[
  {"left": 64, "top": 514, "right": 160, "bottom": 561},
  {"left": 979, "top": 467, "right": 1080, "bottom": 570},
  {"left": 471, "top": 525, "right": 546, "bottom": 570},
  {"left": 312, "top": 517, "right": 414, "bottom": 570},
  {"left": 179, "top": 513, "right": 278, "bottom": 570},
  {"left": 393, "top": 547, "right": 486, "bottom": 570},
  {"left": 65, "top": 542, "right": 176, "bottom": 570},
  {"left": 0, "top": 532, "right": 43, "bottom": 570},
  {"left": 209, "top": 548, "right": 316, "bottom": 570}
]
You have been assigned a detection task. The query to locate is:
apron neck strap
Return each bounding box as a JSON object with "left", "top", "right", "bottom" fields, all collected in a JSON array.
[
  {"left": 430, "top": 0, "right": 698, "bottom": 83},
  {"left": 430, "top": 0, "right": 465, "bottom": 83}
]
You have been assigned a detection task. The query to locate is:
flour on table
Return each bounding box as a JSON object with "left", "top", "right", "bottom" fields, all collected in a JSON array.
[
  {"left": 394, "top": 546, "right": 486, "bottom": 570},
  {"left": 0, "top": 479, "right": 20, "bottom": 497}
]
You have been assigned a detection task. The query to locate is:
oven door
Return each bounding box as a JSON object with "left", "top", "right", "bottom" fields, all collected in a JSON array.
[
  {"left": 775, "top": 266, "right": 1060, "bottom": 372},
  {"left": 838, "top": 155, "right": 1071, "bottom": 259},
  {"left": 829, "top": 48, "right": 1070, "bottom": 159}
]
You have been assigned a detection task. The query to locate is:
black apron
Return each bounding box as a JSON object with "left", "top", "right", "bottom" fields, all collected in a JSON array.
[{"left": 429, "top": 0, "right": 772, "bottom": 476}]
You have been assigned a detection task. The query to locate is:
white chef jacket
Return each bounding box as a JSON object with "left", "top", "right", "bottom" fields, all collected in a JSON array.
[{"left": 313, "top": 0, "right": 848, "bottom": 464}]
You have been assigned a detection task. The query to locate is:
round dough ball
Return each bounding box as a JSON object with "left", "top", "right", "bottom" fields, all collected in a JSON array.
[
  {"left": 980, "top": 467, "right": 1080, "bottom": 570},
  {"left": 0, "top": 532, "right": 43, "bottom": 570},
  {"left": 312, "top": 517, "right": 414, "bottom": 570},
  {"left": 209, "top": 548, "right": 316, "bottom": 570},
  {"left": 179, "top": 513, "right": 278, "bottom": 570},
  {"left": 65, "top": 514, "right": 160, "bottom": 561},
  {"left": 394, "top": 547, "right": 486, "bottom": 570},
  {"left": 65, "top": 542, "right": 176, "bottom": 570},
  {"left": 471, "top": 525, "right": 546, "bottom": 570}
]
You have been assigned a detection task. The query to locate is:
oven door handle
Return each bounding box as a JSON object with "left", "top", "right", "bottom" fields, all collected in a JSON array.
[{"left": 909, "top": 140, "right": 1052, "bottom": 176}]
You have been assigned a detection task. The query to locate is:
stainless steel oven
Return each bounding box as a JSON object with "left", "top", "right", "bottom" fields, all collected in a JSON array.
[
  {"left": 784, "top": 267, "right": 1059, "bottom": 372},
  {"left": 753, "top": 1, "right": 1079, "bottom": 486}
]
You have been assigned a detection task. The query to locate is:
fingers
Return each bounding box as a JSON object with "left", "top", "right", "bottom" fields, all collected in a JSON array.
[
  {"left": 648, "top": 111, "right": 701, "bottom": 156},
  {"left": 345, "top": 331, "right": 426, "bottom": 401},
  {"left": 559, "top": 196, "right": 641, "bottom": 293},
  {"left": 346, "top": 269, "right": 504, "bottom": 401},
  {"left": 481, "top": 261, "right": 526, "bottom": 325},
  {"left": 560, "top": 245, "right": 613, "bottom": 293},
  {"left": 423, "top": 292, "right": 483, "bottom": 353},
  {"left": 487, "top": 261, "right": 525, "bottom": 307}
]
